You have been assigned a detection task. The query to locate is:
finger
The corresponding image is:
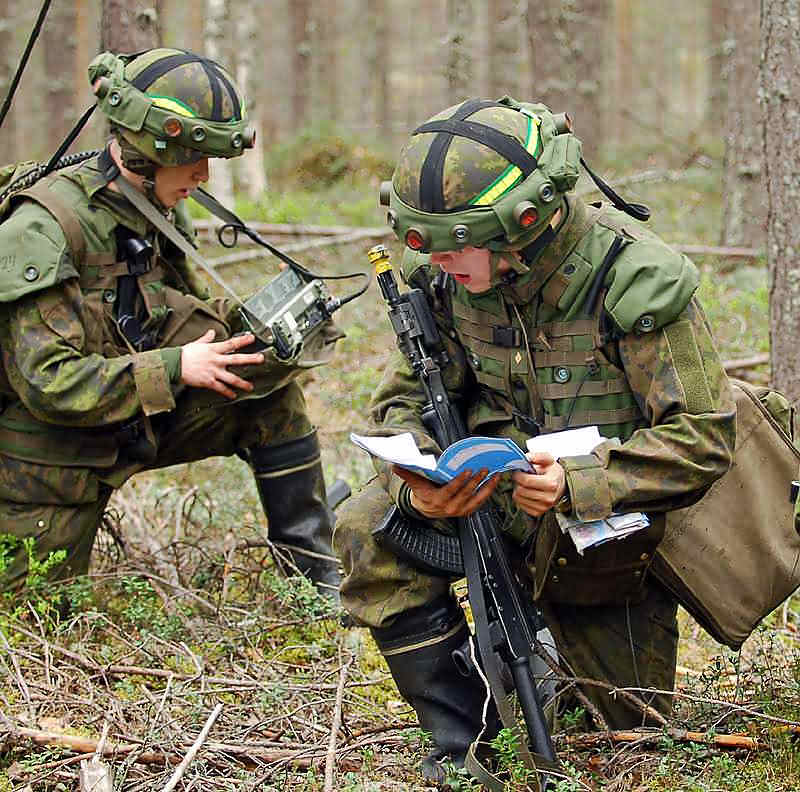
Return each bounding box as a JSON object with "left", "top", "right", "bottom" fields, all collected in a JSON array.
[
  {"left": 216, "top": 370, "right": 255, "bottom": 392},
  {"left": 512, "top": 469, "right": 555, "bottom": 490},
  {"left": 206, "top": 378, "right": 238, "bottom": 399},
  {"left": 463, "top": 474, "right": 500, "bottom": 509},
  {"left": 220, "top": 352, "right": 265, "bottom": 367},
  {"left": 217, "top": 332, "right": 257, "bottom": 353},
  {"left": 192, "top": 328, "right": 216, "bottom": 344}
]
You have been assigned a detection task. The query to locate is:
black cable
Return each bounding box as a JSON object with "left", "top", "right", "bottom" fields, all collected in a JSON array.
[
  {"left": 191, "top": 186, "right": 371, "bottom": 303},
  {"left": 0, "top": 0, "right": 53, "bottom": 132},
  {"left": 41, "top": 104, "right": 98, "bottom": 178},
  {"left": 0, "top": 148, "right": 101, "bottom": 205}
]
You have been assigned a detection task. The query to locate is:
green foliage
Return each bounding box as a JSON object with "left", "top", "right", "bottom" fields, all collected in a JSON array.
[
  {"left": 115, "top": 575, "right": 185, "bottom": 640},
  {"left": 489, "top": 728, "right": 537, "bottom": 790},
  {"left": 265, "top": 124, "right": 394, "bottom": 189},
  {"left": 0, "top": 534, "right": 68, "bottom": 623},
  {"left": 261, "top": 568, "right": 338, "bottom": 621}
]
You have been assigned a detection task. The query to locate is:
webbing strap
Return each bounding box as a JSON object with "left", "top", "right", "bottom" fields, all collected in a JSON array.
[
  {"left": 416, "top": 119, "right": 538, "bottom": 180},
  {"left": 16, "top": 180, "right": 86, "bottom": 264},
  {"left": 416, "top": 99, "right": 499, "bottom": 212},
  {"left": 458, "top": 519, "right": 539, "bottom": 781},
  {"left": 544, "top": 405, "right": 640, "bottom": 429},
  {"left": 113, "top": 176, "right": 246, "bottom": 307}
]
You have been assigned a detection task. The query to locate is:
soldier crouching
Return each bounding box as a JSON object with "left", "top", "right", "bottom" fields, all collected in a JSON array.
[
  {"left": 0, "top": 49, "right": 342, "bottom": 602},
  {"left": 333, "top": 98, "right": 735, "bottom": 785}
]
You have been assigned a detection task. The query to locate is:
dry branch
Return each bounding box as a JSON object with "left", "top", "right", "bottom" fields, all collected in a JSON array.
[
  {"left": 208, "top": 228, "right": 391, "bottom": 268},
  {"left": 3, "top": 726, "right": 361, "bottom": 772},
  {"left": 562, "top": 728, "right": 765, "bottom": 751},
  {"left": 161, "top": 702, "right": 223, "bottom": 792},
  {"left": 723, "top": 353, "right": 770, "bottom": 371}
]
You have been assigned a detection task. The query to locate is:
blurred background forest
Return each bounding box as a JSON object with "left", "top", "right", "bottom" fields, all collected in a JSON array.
[{"left": 0, "top": 0, "right": 771, "bottom": 249}]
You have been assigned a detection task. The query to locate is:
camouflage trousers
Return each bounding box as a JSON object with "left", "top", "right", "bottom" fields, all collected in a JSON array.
[
  {"left": 333, "top": 478, "right": 679, "bottom": 730},
  {"left": 0, "top": 324, "right": 341, "bottom": 593}
]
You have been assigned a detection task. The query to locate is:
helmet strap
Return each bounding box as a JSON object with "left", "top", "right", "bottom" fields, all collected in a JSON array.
[{"left": 114, "top": 128, "right": 158, "bottom": 180}]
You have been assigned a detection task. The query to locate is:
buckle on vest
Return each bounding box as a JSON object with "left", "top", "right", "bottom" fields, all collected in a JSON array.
[
  {"left": 493, "top": 326, "right": 522, "bottom": 347},
  {"left": 512, "top": 410, "right": 540, "bottom": 437}
]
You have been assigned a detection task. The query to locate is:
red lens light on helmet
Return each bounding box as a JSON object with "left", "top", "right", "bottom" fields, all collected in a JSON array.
[
  {"left": 513, "top": 200, "right": 539, "bottom": 229},
  {"left": 405, "top": 228, "right": 427, "bottom": 251},
  {"left": 163, "top": 117, "right": 183, "bottom": 137}
]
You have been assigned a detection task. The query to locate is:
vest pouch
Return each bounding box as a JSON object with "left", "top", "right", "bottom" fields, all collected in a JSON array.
[
  {"left": 652, "top": 379, "right": 800, "bottom": 650},
  {"left": 530, "top": 511, "right": 664, "bottom": 605}
]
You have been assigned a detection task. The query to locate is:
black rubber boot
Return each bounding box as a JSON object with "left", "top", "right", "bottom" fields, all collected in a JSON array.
[
  {"left": 371, "top": 594, "right": 497, "bottom": 785},
  {"left": 249, "top": 430, "right": 341, "bottom": 604}
]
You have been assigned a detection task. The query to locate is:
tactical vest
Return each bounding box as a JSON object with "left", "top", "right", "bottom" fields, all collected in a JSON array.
[
  {"left": 0, "top": 157, "right": 228, "bottom": 467},
  {"left": 419, "top": 198, "right": 700, "bottom": 603}
]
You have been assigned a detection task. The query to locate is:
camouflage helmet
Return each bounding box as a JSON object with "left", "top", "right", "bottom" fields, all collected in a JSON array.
[
  {"left": 88, "top": 48, "right": 255, "bottom": 174},
  {"left": 380, "top": 97, "right": 582, "bottom": 253}
]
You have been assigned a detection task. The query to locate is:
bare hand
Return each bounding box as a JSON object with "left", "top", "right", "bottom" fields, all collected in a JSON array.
[
  {"left": 511, "top": 452, "right": 566, "bottom": 516},
  {"left": 180, "top": 329, "right": 264, "bottom": 399},
  {"left": 393, "top": 465, "right": 500, "bottom": 520}
]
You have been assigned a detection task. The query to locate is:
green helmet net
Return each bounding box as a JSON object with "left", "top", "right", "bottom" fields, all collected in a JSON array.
[
  {"left": 88, "top": 48, "right": 255, "bottom": 173},
  {"left": 382, "top": 97, "right": 583, "bottom": 253}
]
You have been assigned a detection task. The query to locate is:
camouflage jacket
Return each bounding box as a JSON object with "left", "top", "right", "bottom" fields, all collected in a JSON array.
[
  {"left": 0, "top": 153, "right": 237, "bottom": 466},
  {"left": 370, "top": 195, "right": 736, "bottom": 555}
]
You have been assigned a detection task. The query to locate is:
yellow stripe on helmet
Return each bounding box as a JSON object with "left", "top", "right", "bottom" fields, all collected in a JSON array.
[
  {"left": 470, "top": 115, "right": 541, "bottom": 207},
  {"left": 150, "top": 95, "right": 198, "bottom": 117}
]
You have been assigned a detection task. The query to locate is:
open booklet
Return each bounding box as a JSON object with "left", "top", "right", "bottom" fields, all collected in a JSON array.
[
  {"left": 350, "top": 432, "right": 533, "bottom": 486},
  {"left": 351, "top": 427, "right": 650, "bottom": 553}
]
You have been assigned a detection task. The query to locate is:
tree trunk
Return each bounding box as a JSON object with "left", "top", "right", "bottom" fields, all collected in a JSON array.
[
  {"left": 204, "top": 0, "right": 234, "bottom": 207},
  {"left": 707, "top": 0, "right": 728, "bottom": 135},
  {"left": 762, "top": 0, "right": 800, "bottom": 399},
  {"left": 446, "top": 0, "right": 474, "bottom": 101},
  {"left": 291, "top": 0, "right": 311, "bottom": 128},
  {"left": 527, "top": 0, "right": 609, "bottom": 152},
  {"left": 43, "top": 1, "right": 77, "bottom": 155},
  {"left": 235, "top": 0, "right": 266, "bottom": 200},
  {"left": 721, "top": 0, "right": 765, "bottom": 248},
  {"left": 101, "top": 0, "right": 161, "bottom": 53},
  {"left": 489, "top": 0, "right": 522, "bottom": 98}
]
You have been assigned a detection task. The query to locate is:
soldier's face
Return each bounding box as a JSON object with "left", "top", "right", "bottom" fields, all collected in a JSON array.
[
  {"left": 154, "top": 158, "right": 210, "bottom": 208},
  {"left": 431, "top": 246, "right": 512, "bottom": 293}
]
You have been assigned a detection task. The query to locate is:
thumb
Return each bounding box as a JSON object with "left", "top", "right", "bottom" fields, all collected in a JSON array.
[
  {"left": 193, "top": 328, "right": 216, "bottom": 344},
  {"left": 527, "top": 451, "right": 556, "bottom": 467}
]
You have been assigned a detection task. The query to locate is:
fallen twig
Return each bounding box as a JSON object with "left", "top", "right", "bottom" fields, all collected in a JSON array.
[
  {"left": 722, "top": 353, "right": 769, "bottom": 371},
  {"left": 324, "top": 651, "right": 354, "bottom": 792},
  {"left": 562, "top": 727, "right": 765, "bottom": 751},
  {"left": 161, "top": 702, "right": 223, "bottom": 792}
]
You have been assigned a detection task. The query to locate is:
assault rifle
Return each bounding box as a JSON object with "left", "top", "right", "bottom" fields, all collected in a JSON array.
[{"left": 368, "top": 245, "right": 558, "bottom": 791}]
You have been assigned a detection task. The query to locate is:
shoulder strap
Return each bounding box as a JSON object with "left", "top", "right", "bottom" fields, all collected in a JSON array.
[{"left": 14, "top": 178, "right": 86, "bottom": 264}]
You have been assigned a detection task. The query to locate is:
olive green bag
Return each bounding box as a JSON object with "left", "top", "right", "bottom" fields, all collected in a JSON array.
[{"left": 652, "top": 379, "right": 800, "bottom": 650}]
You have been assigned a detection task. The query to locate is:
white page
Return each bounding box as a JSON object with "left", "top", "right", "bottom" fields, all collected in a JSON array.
[
  {"left": 526, "top": 426, "right": 605, "bottom": 459},
  {"left": 350, "top": 432, "right": 437, "bottom": 470}
]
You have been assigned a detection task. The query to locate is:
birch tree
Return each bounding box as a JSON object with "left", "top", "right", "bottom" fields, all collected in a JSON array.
[
  {"left": 761, "top": 0, "right": 800, "bottom": 399},
  {"left": 446, "top": 0, "right": 474, "bottom": 101},
  {"left": 43, "top": 1, "right": 77, "bottom": 154}
]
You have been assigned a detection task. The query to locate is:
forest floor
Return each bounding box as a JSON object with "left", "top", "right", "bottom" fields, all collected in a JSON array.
[{"left": 2, "top": 137, "right": 798, "bottom": 791}]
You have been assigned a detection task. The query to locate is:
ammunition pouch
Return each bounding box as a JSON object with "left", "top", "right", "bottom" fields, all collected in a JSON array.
[{"left": 529, "top": 511, "right": 664, "bottom": 605}]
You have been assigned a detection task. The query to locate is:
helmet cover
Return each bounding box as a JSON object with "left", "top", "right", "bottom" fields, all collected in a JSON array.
[
  {"left": 89, "top": 48, "right": 255, "bottom": 172},
  {"left": 383, "top": 97, "right": 582, "bottom": 253}
]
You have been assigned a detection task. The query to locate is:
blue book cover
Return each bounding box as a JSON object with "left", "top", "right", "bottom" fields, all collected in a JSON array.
[{"left": 350, "top": 432, "right": 533, "bottom": 485}]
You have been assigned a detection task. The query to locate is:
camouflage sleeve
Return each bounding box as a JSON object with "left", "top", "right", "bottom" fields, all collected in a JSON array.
[
  {"left": 3, "top": 280, "right": 177, "bottom": 426},
  {"left": 560, "top": 298, "right": 736, "bottom": 521}
]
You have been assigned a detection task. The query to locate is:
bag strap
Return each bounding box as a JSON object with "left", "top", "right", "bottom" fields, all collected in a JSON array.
[{"left": 14, "top": 179, "right": 86, "bottom": 264}]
